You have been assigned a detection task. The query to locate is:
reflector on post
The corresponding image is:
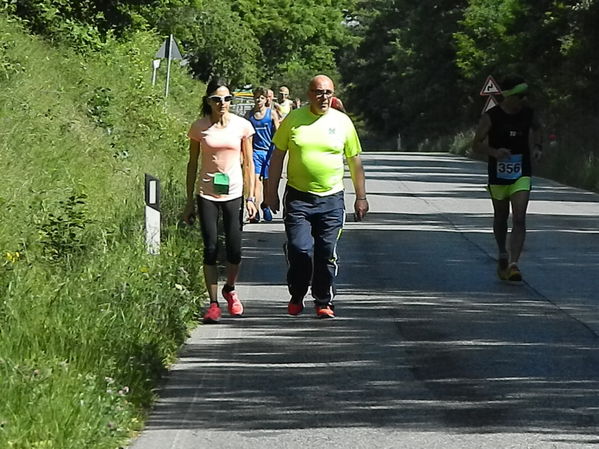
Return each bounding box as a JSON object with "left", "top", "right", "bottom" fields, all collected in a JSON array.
[{"left": 144, "top": 174, "right": 160, "bottom": 254}]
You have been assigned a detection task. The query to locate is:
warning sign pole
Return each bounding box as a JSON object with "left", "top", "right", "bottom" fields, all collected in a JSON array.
[{"left": 154, "top": 34, "right": 183, "bottom": 99}]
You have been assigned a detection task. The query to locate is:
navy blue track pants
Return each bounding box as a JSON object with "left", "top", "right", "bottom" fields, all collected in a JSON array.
[{"left": 283, "top": 186, "right": 345, "bottom": 306}]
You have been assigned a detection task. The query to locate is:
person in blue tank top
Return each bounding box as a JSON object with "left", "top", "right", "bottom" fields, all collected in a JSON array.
[
  {"left": 472, "top": 75, "right": 544, "bottom": 283},
  {"left": 246, "top": 86, "right": 279, "bottom": 222}
]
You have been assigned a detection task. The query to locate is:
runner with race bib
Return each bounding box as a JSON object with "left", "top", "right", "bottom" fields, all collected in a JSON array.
[{"left": 472, "top": 76, "right": 543, "bottom": 282}]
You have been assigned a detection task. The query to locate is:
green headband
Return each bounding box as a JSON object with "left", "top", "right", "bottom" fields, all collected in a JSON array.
[{"left": 502, "top": 83, "right": 528, "bottom": 97}]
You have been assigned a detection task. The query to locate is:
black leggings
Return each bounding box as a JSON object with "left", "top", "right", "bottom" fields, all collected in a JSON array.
[{"left": 197, "top": 196, "right": 244, "bottom": 265}]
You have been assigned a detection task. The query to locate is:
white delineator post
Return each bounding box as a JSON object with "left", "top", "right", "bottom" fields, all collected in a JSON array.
[{"left": 145, "top": 174, "right": 160, "bottom": 255}]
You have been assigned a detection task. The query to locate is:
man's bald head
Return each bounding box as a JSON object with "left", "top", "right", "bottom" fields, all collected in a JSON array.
[{"left": 307, "top": 75, "right": 335, "bottom": 115}]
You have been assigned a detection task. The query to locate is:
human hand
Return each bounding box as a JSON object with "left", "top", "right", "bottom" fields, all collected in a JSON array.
[
  {"left": 246, "top": 200, "right": 258, "bottom": 220},
  {"left": 532, "top": 147, "right": 543, "bottom": 162},
  {"left": 182, "top": 202, "right": 195, "bottom": 225},
  {"left": 354, "top": 198, "right": 369, "bottom": 222},
  {"left": 493, "top": 147, "right": 512, "bottom": 161}
]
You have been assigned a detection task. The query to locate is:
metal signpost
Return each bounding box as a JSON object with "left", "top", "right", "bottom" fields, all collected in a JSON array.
[{"left": 154, "top": 34, "right": 183, "bottom": 98}]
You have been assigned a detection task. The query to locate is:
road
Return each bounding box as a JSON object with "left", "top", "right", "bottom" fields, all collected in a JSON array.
[{"left": 129, "top": 152, "right": 599, "bottom": 449}]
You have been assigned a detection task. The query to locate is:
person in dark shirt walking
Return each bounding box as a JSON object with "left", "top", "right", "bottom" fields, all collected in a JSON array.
[{"left": 472, "top": 76, "right": 543, "bottom": 282}]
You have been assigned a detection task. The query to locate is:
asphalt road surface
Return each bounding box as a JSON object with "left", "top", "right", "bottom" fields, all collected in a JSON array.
[{"left": 129, "top": 152, "right": 599, "bottom": 449}]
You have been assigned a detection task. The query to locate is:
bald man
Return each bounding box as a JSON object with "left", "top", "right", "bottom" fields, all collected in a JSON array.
[
  {"left": 274, "top": 85, "right": 295, "bottom": 119},
  {"left": 266, "top": 75, "right": 368, "bottom": 318}
]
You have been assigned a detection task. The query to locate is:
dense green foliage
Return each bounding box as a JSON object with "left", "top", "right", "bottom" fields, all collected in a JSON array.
[
  {"left": 343, "top": 1, "right": 598, "bottom": 142},
  {"left": 4, "top": 0, "right": 599, "bottom": 150},
  {"left": 0, "top": 14, "right": 205, "bottom": 448},
  {"left": 340, "top": 0, "right": 599, "bottom": 189}
]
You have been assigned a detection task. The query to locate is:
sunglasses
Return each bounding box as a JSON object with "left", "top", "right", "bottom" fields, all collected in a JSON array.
[
  {"left": 208, "top": 95, "right": 233, "bottom": 103},
  {"left": 311, "top": 89, "right": 334, "bottom": 98}
]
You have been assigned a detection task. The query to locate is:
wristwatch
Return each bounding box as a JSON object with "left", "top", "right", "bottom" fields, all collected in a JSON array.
[{"left": 246, "top": 197, "right": 256, "bottom": 203}]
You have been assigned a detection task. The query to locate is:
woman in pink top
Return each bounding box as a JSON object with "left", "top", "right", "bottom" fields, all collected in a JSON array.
[{"left": 183, "top": 79, "right": 257, "bottom": 323}]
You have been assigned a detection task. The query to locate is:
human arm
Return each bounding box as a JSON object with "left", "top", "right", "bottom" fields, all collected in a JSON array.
[
  {"left": 347, "top": 155, "right": 368, "bottom": 221},
  {"left": 272, "top": 109, "right": 280, "bottom": 131},
  {"left": 264, "top": 148, "right": 285, "bottom": 213},
  {"left": 241, "top": 136, "right": 258, "bottom": 219},
  {"left": 183, "top": 139, "right": 200, "bottom": 224},
  {"left": 530, "top": 111, "right": 544, "bottom": 162},
  {"left": 472, "top": 113, "right": 511, "bottom": 160}
]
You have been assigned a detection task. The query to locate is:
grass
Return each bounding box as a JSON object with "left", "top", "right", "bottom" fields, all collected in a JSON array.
[{"left": 0, "top": 14, "right": 206, "bottom": 448}]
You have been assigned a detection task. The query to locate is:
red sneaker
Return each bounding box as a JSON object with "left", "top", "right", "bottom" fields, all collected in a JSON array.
[
  {"left": 287, "top": 298, "right": 305, "bottom": 316},
  {"left": 315, "top": 305, "right": 335, "bottom": 319},
  {"left": 202, "top": 303, "right": 222, "bottom": 323},
  {"left": 222, "top": 288, "right": 244, "bottom": 316}
]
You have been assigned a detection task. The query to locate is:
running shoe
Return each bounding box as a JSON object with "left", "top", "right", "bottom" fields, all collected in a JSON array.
[
  {"left": 497, "top": 256, "right": 509, "bottom": 280},
  {"left": 249, "top": 210, "right": 260, "bottom": 224},
  {"left": 507, "top": 263, "right": 523, "bottom": 282},
  {"left": 202, "top": 303, "right": 222, "bottom": 323},
  {"left": 262, "top": 207, "right": 273, "bottom": 222},
  {"left": 222, "top": 288, "right": 244, "bottom": 316},
  {"left": 287, "top": 297, "right": 305, "bottom": 315},
  {"left": 315, "top": 305, "right": 335, "bottom": 319}
]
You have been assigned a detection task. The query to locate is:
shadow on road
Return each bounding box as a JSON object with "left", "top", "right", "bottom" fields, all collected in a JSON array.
[{"left": 139, "top": 153, "right": 599, "bottom": 441}]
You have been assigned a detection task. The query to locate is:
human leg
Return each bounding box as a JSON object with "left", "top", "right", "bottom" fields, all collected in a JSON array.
[
  {"left": 221, "top": 197, "right": 244, "bottom": 315},
  {"left": 491, "top": 197, "right": 510, "bottom": 258},
  {"left": 311, "top": 192, "right": 345, "bottom": 307},
  {"left": 197, "top": 197, "right": 221, "bottom": 303},
  {"left": 284, "top": 188, "right": 314, "bottom": 301},
  {"left": 251, "top": 150, "right": 268, "bottom": 223},
  {"left": 489, "top": 186, "right": 510, "bottom": 279},
  {"left": 509, "top": 189, "right": 530, "bottom": 268},
  {"left": 197, "top": 197, "right": 223, "bottom": 322},
  {"left": 508, "top": 188, "right": 531, "bottom": 264},
  {"left": 260, "top": 178, "right": 273, "bottom": 222}
]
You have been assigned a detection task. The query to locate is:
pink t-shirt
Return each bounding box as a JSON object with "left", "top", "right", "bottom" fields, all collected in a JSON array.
[{"left": 188, "top": 114, "right": 254, "bottom": 201}]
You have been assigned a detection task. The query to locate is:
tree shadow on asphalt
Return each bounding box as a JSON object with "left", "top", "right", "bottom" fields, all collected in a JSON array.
[
  {"left": 144, "top": 211, "right": 599, "bottom": 439},
  {"left": 140, "top": 153, "right": 599, "bottom": 441}
]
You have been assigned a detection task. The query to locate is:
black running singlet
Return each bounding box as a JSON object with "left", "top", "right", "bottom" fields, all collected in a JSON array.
[{"left": 486, "top": 105, "right": 534, "bottom": 185}]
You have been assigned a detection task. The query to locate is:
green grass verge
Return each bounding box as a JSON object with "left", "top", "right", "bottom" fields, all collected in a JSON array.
[{"left": 0, "top": 14, "right": 206, "bottom": 448}]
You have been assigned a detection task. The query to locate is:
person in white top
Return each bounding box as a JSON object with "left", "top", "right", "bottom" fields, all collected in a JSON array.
[{"left": 274, "top": 85, "right": 295, "bottom": 119}]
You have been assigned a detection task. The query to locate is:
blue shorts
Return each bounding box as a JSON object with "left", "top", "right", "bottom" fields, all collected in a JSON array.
[{"left": 253, "top": 149, "right": 270, "bottom": 179}]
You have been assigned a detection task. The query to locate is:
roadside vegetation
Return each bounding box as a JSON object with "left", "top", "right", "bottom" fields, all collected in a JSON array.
[
  {"left": 0, "top": 14, "right": 204, "bottom": 448},
  {"left": 1, "top": 1, "right": 599, "bottom": 448}
]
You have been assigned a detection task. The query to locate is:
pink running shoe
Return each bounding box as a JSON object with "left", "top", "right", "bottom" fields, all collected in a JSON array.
[
  {"left": 203, "top": 303, "right": 222, "bottom": 324},
  {"left": 222, "top": 288, "right": 244, "bottom": 316}
]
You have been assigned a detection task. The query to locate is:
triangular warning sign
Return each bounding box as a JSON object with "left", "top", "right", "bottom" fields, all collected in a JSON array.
[
  {"left": 482, "top": 95, "right": 499, "bottom": 113},
  {"left": 480, "top": 75, "right": 501, "bottom": 96},
  {"left": 155, "top": 35, "right": 183, "bottom": 60}
]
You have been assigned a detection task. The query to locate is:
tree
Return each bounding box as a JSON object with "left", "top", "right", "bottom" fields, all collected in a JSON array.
[
  {"left": 155, "top": 0, "right": 261, "bottom": 85},
  {"left": 341, "top": 0, "right": 468, "bottom": 145}
]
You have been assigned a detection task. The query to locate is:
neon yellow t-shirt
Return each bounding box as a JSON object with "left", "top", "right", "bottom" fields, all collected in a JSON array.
[{"left": 272, "top": 106, "right": 362, "bottom": 195}]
